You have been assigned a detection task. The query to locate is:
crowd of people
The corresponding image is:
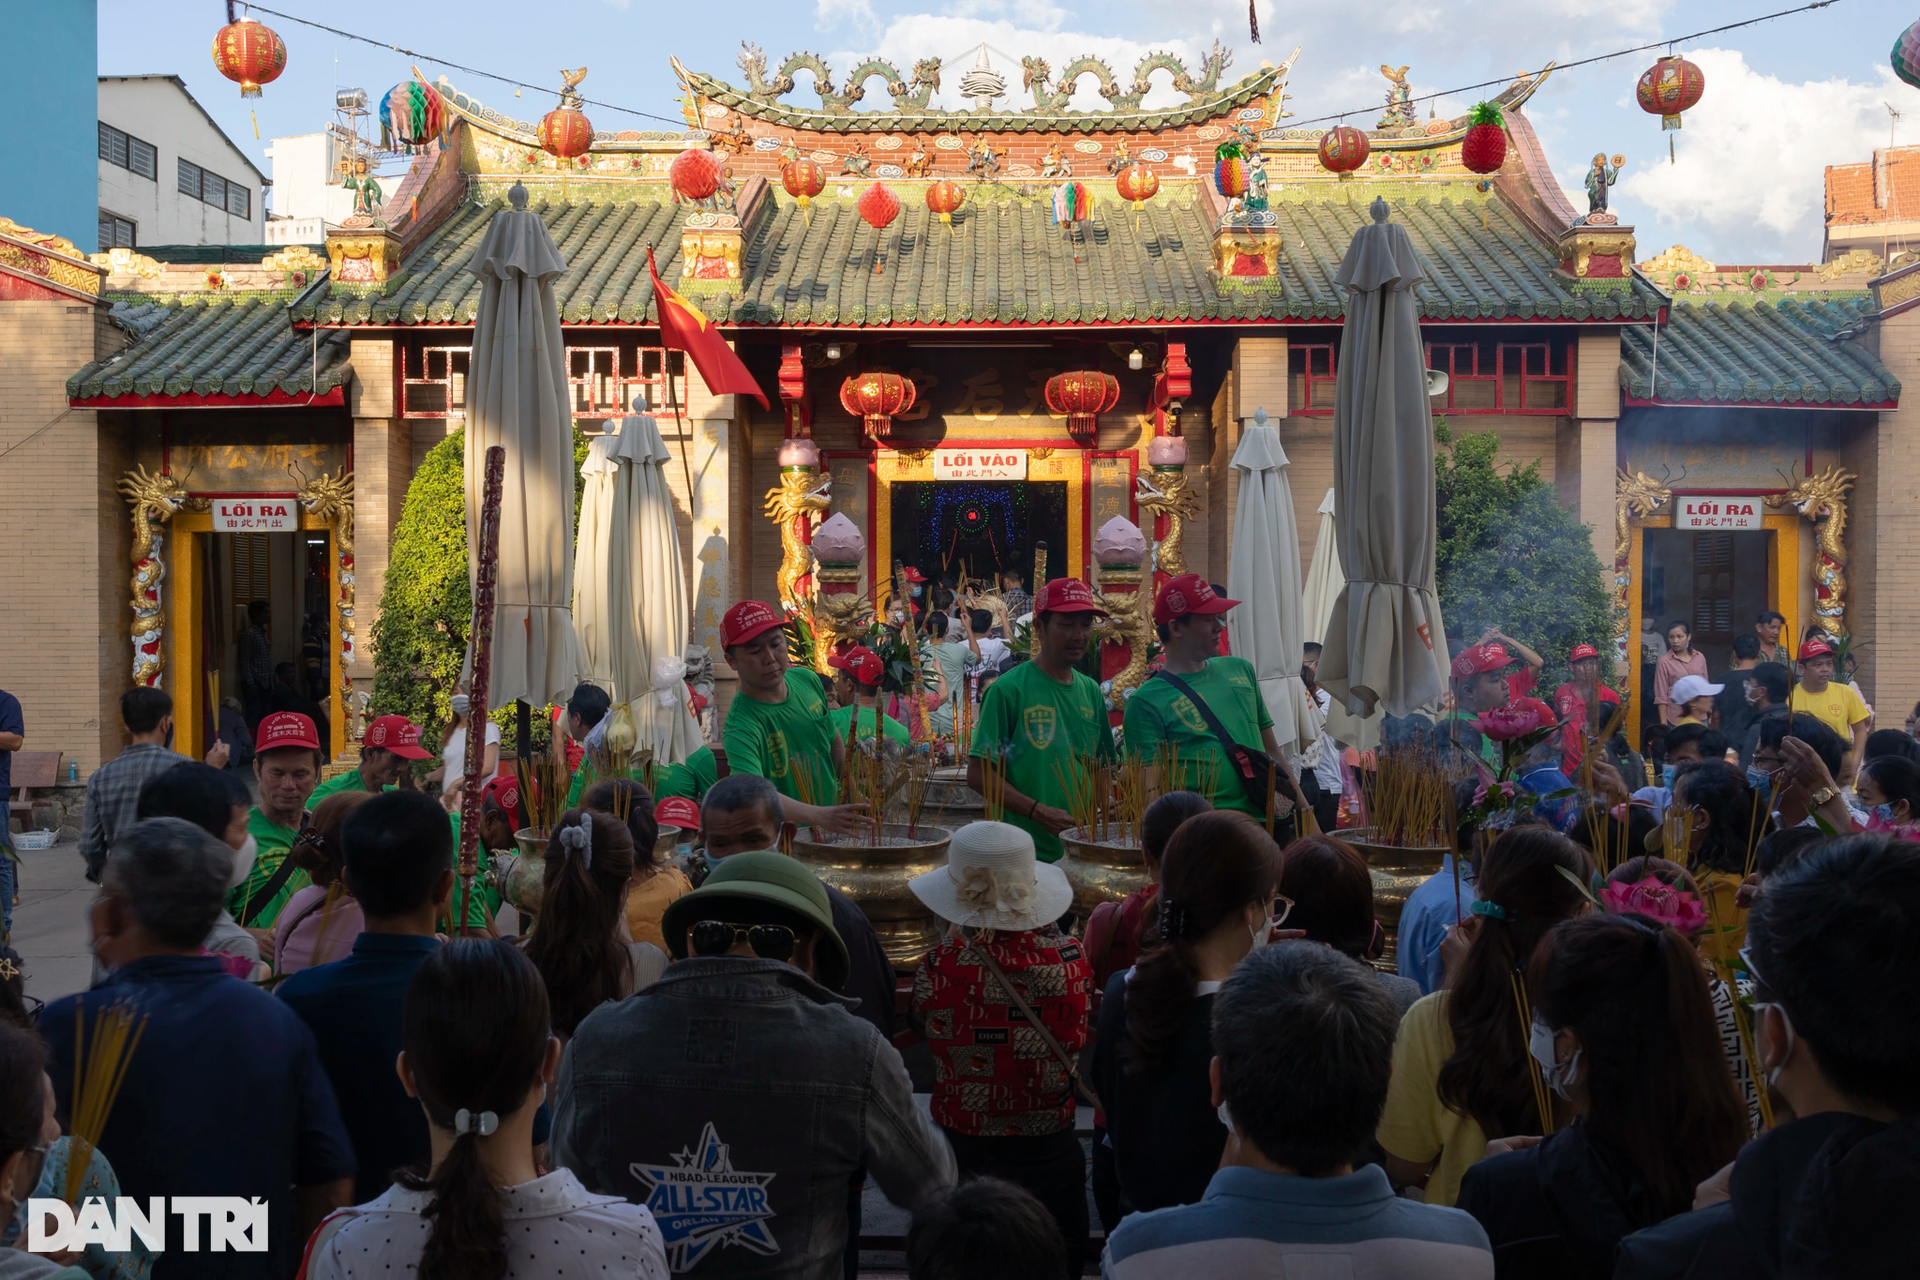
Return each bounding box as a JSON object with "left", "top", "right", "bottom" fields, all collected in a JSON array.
[{"left": 4, "top": 577, "right": 1920, "bottom": 1280}]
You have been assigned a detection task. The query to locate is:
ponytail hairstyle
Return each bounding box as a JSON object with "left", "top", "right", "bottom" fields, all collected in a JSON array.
[
  {"left": 1531, "top": 914, "right": 1747, "bottom": 1219},
  {"left": 396, "top": 939, "right": 552, "bottom": 1280},
  {"left": 1673, "top": 760, "right": 1764, "bottom": 875},
  {"left": 1125, "top": 811, "right": 1280, "bottom": 1075},
  {"left": 1437, "top": 825, "right": 1593, "bottom": 1138},
  {"left": 522, "top": 809, "right": 634, "bottom": 1036},
  {"left": 583, "top": 778, "right": 663, "bottom": 873}
]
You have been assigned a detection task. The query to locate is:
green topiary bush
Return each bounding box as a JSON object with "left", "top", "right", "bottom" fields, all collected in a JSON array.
[
  {"left": 1434, "top": 418, "right": 1615, "bottom": 688},
  {"left": 369, "top": 426, "right": 591, "bottom": 762}
]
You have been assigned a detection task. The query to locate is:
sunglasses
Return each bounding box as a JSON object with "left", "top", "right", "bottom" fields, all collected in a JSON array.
[{"left": 690, "top": 920, "right": 798, "bottom": 962}]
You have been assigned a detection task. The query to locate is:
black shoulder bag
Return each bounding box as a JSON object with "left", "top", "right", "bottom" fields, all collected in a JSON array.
[{"left": 1151, "top": 669, "right": 1306, "bottom": 830}]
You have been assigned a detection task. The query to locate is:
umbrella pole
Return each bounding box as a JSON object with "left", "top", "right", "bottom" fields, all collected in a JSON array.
[
  {"left": 458, "top": 445, "right": 507, "bottom": 937},
  {"left": 517, "top": 700, "right": 532, "bottom": 766},
  {"left": 663, "top": 353, "right": 698, "bottom": 523}
]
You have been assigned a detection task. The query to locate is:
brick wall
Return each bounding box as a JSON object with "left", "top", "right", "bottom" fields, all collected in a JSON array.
[
  {"left": 1859, "top": 309, "right": 1920, "bottom": 707},
  {"left": 0, "top": 299, "right": 120, "bottom": 773},
  {"left": 348, "top": 338, "right": 402, "bottom": 682}
]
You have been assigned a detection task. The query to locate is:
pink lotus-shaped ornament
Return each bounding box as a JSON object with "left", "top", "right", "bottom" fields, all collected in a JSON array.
[
  {"left": 777, "top": 437, "right": 820, "bottom": 469},
  {"left": 1473, "top": 703, "right": 1551, "bottom": 743},
  {"left": 1147, "top": 435, "right": 1188, "bottom": 467},
  {"left": 811, "top": 512, "right": 864, "bottom": 565},
  {"left": 1094, "top": 516, "right": 1148, "bottom": 567},
  {"left": 1601, "top": 875, "right": 1710, "bottom": 935}
]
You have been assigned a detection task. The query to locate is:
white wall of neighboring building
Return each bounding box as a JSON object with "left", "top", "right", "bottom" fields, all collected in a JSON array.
[
  {"left": 264, "top": 132, "right": 355, "bottom": 227},
  {"left": 97, "top": 75, "right": 265, "bottom": 247}
]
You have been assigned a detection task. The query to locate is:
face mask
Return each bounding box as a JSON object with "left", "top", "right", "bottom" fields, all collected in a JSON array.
[
  {"left": 1661, "top": 764, "right": 1677, "bottom": 790},
  {"left": 1873, "top": 803, "right": 1898, "bottom": 826},
  {"left": 1216, "top": 1099, "right": 1233, "bottom": 1132},
  {"left": 1756, "top": 1003, "right": 1796, "bottom": 1088},
  {"left": 1528, "top": 1014, "right": 1582, "bottom": 1101},
  {"left": 228, "top": 834, "right": 257, "bottom": 890},
  {"left": 1747, "top": 767, "right": 1774, "bottom": 792},
  {"left": 1745, "top": 684, "right": 1765, "bottom": 706},
  {"left": 1248, "top": 909, "right": 1276, "bottom": 954}
]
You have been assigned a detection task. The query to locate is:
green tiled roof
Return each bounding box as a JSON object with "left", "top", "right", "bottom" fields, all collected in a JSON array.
[
  {"left": 1620, "top": 296, "right": 1898, "bottom": 407},
  {"left": 67, "top": 297, "right": 351, "bottom": 401},
  {"left": 298, "top": 190, "right": 1663, "bottom": 328}
]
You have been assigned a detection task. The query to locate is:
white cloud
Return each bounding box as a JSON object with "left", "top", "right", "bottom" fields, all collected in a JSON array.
[
  {"left": 816, "top": 0, "right": 876, "bottom": 30},
  {"left": 1610, "top": 48, "right": 1894, "bottom": 261}
]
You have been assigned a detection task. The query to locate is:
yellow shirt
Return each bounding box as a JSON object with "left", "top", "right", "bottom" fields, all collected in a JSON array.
[
  {"left": 1789, "top": 681, "right": 1869, "bottom": 740},
  {"left": 1376, "top": 991, "right": 1487, "bottom": 1208},
  {"left": 624, "top": 864, "right": 693, "bottom": 953}
]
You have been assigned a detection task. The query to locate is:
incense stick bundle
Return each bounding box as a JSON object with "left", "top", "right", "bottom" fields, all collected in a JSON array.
[
  {"left": 1509, "top": 971, "right": 1555, "bottom": 1135},
  {"left": 66, "top": 998, "right": 148, "bottom": 1204},
  {"left": 1359, "top": 744, "right": 1453, "bottom": 847},
  {"left": 978, "top": 752, "right": 1009, "bottom": 823}
]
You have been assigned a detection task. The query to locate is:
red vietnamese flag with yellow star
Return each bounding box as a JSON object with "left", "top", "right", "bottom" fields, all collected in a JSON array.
[{"left": 647, "top": 246, "right": 769, "bottom": 409}]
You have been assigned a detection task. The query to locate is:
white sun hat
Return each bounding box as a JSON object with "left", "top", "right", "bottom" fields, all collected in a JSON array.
[{"left": 909, "top": 820, "right": 1074, "bottom": 931}]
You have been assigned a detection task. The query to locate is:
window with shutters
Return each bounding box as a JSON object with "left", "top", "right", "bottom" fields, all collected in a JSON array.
[
  {"left": 226, "top": 183, "right": 250, "bottom": 218},
  {"left": 403, "top": 346, "right": 471, "bottom": 418},
  {"left": 97, "top": 212, "right": 136, "bottom": 250},
  {"left": 1287, "top": 344, "right": 1338, "bottom": 414},
  {"left": 98, "top": 123, "right": 157, "bottom": 179},
  {"left": 230, "top": 533, "right": 271, "bottom": 608},
  {"left": 1422, "top": 339, "right": 1571, "bottom": 414},
  {"left": 177, "top": 157, "right": 250, "bottom": 216},
  {"left": 178, "top": 157, "right": 201, "bottom": 198},
  {"left": 1692, "top": 532, "right": 1735, "bottom": 644}
]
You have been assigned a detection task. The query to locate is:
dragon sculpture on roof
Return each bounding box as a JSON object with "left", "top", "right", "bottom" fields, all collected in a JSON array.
[{"left": 736, "top": 44, "right": 944, "bottom": 112}]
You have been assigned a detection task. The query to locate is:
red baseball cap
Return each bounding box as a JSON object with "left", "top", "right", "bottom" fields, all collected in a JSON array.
[
  {"left": 901, "top": 565, "right": 928, "bottom": 584},
  {"left": 655, "top": 796, "right": 702, "bottom": 830},
  {"left": 1153, "top": 573, "right": 1238, "bottom": 627},
  {"left": 1033, "top": 577, "right": 1107, "bottom": 618},
  {"left": 827, "top": 644, "right": 885, "bottom": 685},
  {"left": 481, "top": 774, "right": 524, "bottom": 831},
  {"left": 1568, "top": 643, "right": 1600, "bottom": 663},
  {"left": 364, "top": 714, "right": 432, "bottom": 760},
  {"left": 1449, "top": 642, "right": 1512, "bottom": 681},
  {"left": 722, "top": 600, "right": 785, "bottom": 648},
  {"left": 1798, "top": 637, "right": 1835, "bottom": 661},
  {"left": 256, "top": 711, "right": 320, "bottom": 753}
]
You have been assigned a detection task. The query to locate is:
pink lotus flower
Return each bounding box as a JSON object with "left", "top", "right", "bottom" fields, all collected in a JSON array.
[
  {"left": 1472, "top": 780, "right": 1518, "bottom": 808},
  {"left": 1600, "top": 875, "right": 1709, "bottom": 935},
  {"left": 1472, "top": 703, "right": 1551, "bottom": 742}
]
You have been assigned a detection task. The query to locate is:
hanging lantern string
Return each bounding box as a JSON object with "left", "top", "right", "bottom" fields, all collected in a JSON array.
[
  {"left": 1278, "top": 0, "right": 1837, "bottom": 130},
  {"left": 236, "top": 2, "right": 690, "bottom": 130}
]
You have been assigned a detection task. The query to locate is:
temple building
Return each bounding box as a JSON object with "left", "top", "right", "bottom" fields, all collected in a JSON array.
[{"left": 4, "top": 43, "right": 1917, "bottom": 765}]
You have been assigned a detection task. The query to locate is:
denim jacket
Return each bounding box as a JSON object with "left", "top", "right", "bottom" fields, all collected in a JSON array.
[{"left": 552, "top": 956, "right": 956, "bottom": 1278}]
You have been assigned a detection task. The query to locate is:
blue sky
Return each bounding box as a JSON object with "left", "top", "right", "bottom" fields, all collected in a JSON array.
[{"left": 107, "top": 0, "right": 1919, "bottom": 261}]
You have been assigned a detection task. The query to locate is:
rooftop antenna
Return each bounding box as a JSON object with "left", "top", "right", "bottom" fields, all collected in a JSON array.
[{"left": 1888, "top": 101, "right": 1903, "bottom": 151}]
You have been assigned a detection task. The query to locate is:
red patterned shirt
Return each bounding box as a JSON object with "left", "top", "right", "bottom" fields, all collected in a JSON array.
[{"left": 910, "top": 926, "right": 1093, "bottom": 1137}]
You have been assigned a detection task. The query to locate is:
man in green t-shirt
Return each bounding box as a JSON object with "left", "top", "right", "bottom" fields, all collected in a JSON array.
[
  {"left": 234, "top": 711, "right": 324, "bottom": 936},
  {"left": 654, "top": 745, "right": 719, "bottom": 803},
  {"left": 1124, "top": 574, "right": 1294, "bottom": 822},
  {"left": 719, "top": 600, "right": 865, "bottom": 834},
  {"left": 968, "top": 578, "right": 1117, "bottom": 861},
  {"left": 306, "top": 714, "right": 432, "bottom": 810},
  {"left": 828, "top": 644, "right": 913, "bottom": 746}
]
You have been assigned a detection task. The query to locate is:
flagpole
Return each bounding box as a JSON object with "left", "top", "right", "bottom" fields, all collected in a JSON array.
[{"left": 649, "top": 241, "right": 702, "bottom": 515}]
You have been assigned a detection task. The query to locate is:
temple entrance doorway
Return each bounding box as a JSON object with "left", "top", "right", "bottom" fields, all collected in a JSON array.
[
  {"left": 1637, "top": 527, "right": 1772, "bottom": 736},
  {"left": 889, "top": 479, "right": 1069, "bottom": 607}
]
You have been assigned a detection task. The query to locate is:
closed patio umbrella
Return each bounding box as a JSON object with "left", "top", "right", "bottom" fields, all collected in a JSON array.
[
  {"left": 1301, "top": 486, "right": 1343, "bottom": 649},
  {"left": 463, "top": 182, "right": 585, "bottom": 710},
  {"left": 1227, "top": 409, "right": 1319, "bottom": 758},
  {"left": 573, "top": 413, "right": 702, "bottom": 763},
  {"left": 1319, "top": 197, "right": 1450, "bottom": 720}
]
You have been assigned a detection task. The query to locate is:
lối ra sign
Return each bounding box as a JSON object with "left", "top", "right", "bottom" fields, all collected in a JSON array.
[
  {"left": 213, "top": 497, "right": 298, "bottom": 532},
  {"left": 932, "top": 449, "right": 1027, "bottom": 482},
  {"left": 1676, "top": 496, "right": 1761, "bottom": 531}
]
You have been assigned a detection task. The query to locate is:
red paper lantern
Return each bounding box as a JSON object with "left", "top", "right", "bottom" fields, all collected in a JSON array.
[
  {"left": 1460, "top": 102, "right": 1507, "bottom": 176},
  {"left": 539, "top": 106, "right": 594, "bottom": 161},
  {"left": 1636, "top": 55, "right": 1705, "bottom": 130},
  {"left": 670, "top": 148, "right": 724, "bottom": 201},
  {"left": 840, "top": 372, "right": 917, "bottom": 442},
  {"left": 211, "top": 18, "right": 287, "bottom": 99},
  {"left": 857, "top": 181, "right": 901, "bottom": 230},
  {"left": 1115, "top": 164, "right": 1161, "bottom": 210},
  {"left": 1318, "top": 125, "right": 1371, "bottom": 174},
  {"left": 925, "top": 179, "right": 966, "bottom": 225},
  {"left": 1045, "top": 370, "right": 1121, "bottom": 439},
  {"left": 783, "top": 158, "right": 826, "bottom": 210}
]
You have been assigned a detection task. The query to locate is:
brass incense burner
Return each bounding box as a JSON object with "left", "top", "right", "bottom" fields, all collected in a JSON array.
[
  {"left": 791, "top": 823, "right": 954, "bottom": 973},
  {"left": 1058, "top": 824, "right": 1152, "bottom": 918},
  {"left": 1340, "top": 828, "right": 1449, "bottom": 967},
  {"left": 498, "top": 824, "right": 684, "bottom": 919}
]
